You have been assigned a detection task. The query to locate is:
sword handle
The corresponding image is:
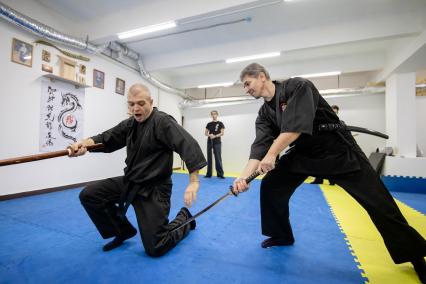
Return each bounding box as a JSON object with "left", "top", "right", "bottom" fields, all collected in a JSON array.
[
  {"left": 229, "top": 171, "right": 261, "bottom": 196},
  {"left": 245, "top": 171, "right": 261, "bottom": 184}
]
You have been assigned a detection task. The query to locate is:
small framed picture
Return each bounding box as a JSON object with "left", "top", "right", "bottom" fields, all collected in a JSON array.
[
  {"left": 42, "top": 64, "right": 53, "bottom": 73},
  {"left": 42, "top": 50, "right": 51, "bottom": 62},
  {"left": 115, "top": 78, "right": 125, "bottom": 95},
  {"left": 11, "top": 38, "right": 33, "bottom": 67},
  {"left": 93, "top": 69, "right": 105, "bottom": 89}
]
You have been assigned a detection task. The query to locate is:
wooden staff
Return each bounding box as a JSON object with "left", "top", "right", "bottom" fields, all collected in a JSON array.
[{"left": 0, "top": 143, "right": 104, "bottom": 167}]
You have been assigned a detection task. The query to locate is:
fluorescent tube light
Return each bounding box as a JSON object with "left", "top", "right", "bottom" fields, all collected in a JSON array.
[
  {"left": 292, "top": 71, "right": 341, "bottom": 78},
  {"left": 118, "top": 21, "right": 176, "bottom": 39},
  {"left": 198, "top": 82, "right": 234, "bottom": 88},
  {"left": 225, "top": 52, "right": 280, "bottom": 63}
]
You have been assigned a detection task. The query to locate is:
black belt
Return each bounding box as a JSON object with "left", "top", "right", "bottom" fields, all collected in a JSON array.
[
  {"left": 318, "top": 123, "right": 345, "bottom": 132},
  {"left": 118, "top": 180, "right": 137, "bottom": 219},
  {"left": 118, "top": 177, "right": 171, "bottom": 219}
]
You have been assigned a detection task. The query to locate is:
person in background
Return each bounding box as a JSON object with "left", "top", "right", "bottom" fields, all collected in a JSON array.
[
  {"left": 204, "top": 110, "right": 225, "bottom": 179},
  {"left": 331, "top": 104, "right": 339, "bottom": 114}
]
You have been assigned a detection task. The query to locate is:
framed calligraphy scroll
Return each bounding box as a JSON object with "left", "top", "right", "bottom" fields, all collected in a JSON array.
[{"left": 39, "top": 79, "right": 85, "bottom": 151}]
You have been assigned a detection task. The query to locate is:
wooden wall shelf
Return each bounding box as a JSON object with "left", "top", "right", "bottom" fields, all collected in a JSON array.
[{"left": 42, "top": 74, "right": 90, "bottom": 89}]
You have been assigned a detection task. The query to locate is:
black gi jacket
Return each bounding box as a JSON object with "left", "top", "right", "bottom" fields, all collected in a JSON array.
[
  {"left": 91, "top": 108, "right": 207, "bottom": 194},
  {"left": 206, "top": 121, "right": 225, "bottom": 144},
  {"left": 249, "top": 78, "right": 360, "bottom": 176}
]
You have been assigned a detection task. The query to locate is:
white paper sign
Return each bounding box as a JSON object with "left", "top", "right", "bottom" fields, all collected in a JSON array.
[{"left": 39, "top": 79, "right": 85, "bottom": 152}]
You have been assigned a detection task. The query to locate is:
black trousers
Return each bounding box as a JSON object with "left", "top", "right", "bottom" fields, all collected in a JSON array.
[
  {"left": 79, "top": 176, "right": 193, "bottom": 257},
  {"left": 260, "top": 154, "right": 426, "bottom": 264},
  {"left": 206, "top": 140, "right": 224, "bottom": 177}
]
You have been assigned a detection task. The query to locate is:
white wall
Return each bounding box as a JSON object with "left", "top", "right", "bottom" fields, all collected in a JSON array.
[
  {"left": 157, "top": 88, "right": 185, "bottom": 167},
  {"left": 379, "top": 94, "right": 426, "bottom": 178},
  {"left": 325, "top": 94, "right": 387, "bottom": 156},
  {"left": 0, "top": 20, "right": 183, "bottom": 195},
  {"left": 416, "top": 95, "right": 426, "bottom": 156}
]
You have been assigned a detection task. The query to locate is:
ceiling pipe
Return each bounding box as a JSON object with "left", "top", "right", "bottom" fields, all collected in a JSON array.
[
  {"left": 0, "top": 2, "right": 101, "bottom": 52},
  {"left": 181, "top": 83, "right": 426, "bottom": 109},
  {"left": 125, "top": 18, "right": 251, "bottom": 44},
  {"left": 179, "top": 0, "right": 281, "bottom": 26},
  {"left": 179, "top": 86, "right": 388, "bottom": 109},
  {"left": 180, "top": 96, "right": 256, "bottom": 109},
  {"left": 0, "top": 1, "right": 186, "bottom": 98}
]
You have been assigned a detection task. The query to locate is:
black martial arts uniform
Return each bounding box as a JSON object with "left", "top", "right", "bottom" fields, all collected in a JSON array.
[
  {"left": 205, "top": 120, "right": 225, "bottom": 177},
  {"left": 79, "top": 108, "right": 206, "bottom": 257},
  {"left": 250, "top": 78, "right": 426, "bottom": 264}
]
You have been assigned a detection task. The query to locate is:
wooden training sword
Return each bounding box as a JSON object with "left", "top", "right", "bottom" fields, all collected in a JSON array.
[{"left": 0, "top": 143, "right": 104, "bottom": 167}]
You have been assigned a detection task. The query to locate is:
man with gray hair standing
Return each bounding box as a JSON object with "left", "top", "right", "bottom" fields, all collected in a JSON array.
[
  {"left": 232, "top": 62, "right": 426, "bottom": 283},
  {"left": 69, "top": 83, "right": 206, "bottom": 257}
]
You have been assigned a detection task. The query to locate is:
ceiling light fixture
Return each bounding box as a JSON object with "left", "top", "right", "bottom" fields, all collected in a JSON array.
[
  {"left": 225, "top": 52, "right": 280, "bottom": 63},
  {"left": 292, "top": 71, "right": 341, "bottom": 78},
  {"left": 198, "top": 82, "right": 234, "bottom": 88},
  {"left": 118, "top": 21, "right": 177, "bottom": 39}
]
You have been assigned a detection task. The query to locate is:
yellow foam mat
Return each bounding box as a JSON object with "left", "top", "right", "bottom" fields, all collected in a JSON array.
[{"left": 321, "top": 184, "right": 426, "bottom": 284}]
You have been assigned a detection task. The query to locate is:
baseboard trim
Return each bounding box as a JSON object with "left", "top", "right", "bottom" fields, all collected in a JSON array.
[
  {"left": 1, "top": 170, "right": 184, "bottom": 201},
  {"left": 0, "top": 178, "right": 107, "bottom": 201}
]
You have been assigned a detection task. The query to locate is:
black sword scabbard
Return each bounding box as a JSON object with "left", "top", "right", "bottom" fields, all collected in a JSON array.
[{"left": 346, "top": 125, "right": 389, "bottom": 139}]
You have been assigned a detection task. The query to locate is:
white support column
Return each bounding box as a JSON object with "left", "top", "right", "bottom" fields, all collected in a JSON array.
[{"left": 385, "top": 73, "right": 416, "bottom": 157}]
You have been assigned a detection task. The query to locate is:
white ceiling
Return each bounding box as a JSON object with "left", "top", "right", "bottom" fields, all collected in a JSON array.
[{"left": 28, "top": 0, "right": 426, "bottom": 89}]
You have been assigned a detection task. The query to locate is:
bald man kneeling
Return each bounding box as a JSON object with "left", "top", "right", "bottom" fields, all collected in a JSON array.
[{"left": 69, "top": 83, "right": 206, "bottom": 256}]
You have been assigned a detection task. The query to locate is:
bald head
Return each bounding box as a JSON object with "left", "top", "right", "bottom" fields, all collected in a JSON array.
[
  {"left": 127, "top": 83, "right": 154, "bottom": 123},
  {"left": 128, "top": 83, "right": 151, "bottom": 99}
]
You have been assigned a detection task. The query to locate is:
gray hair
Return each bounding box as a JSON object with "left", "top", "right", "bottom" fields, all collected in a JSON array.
[{"left": 239, "top": 63, "right": 271, "bottom": 82}]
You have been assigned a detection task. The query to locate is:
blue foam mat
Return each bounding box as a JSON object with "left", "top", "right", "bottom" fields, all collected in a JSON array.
[
  {"left": 391, "top": 191, "right": 426, "bottom": 215},
  {"left": 0, "top": 173, "right": 365, "bottom": 284},
  {"left": 382, "top": 176, "right": 426, "bottom": 194}
]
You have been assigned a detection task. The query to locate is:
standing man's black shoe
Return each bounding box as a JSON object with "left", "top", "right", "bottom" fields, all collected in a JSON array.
[
  {"left": 310, "top": 177, "right": 323, "bottom": 184},
  {"left": 103, "top": 227, "right": 137, "bottom": 251},
  {"left": 261, "top": 237, "right": 294, "bottom": 248},
  {"left": 217, "top": 176, "right": 225, "bottom": 179},
  {"left": 204, "top": 175, "right": 211, "bottom": 178},
  {"left": 412, "top": 258, "right": 426, "bottom": 283}
]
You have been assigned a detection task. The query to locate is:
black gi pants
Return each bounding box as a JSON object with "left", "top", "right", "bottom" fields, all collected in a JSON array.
[
  {"left": 261, "top": 153, "right": 426, "bottom": 264},
  {"left": 79, "top": 176, "right": 193, "bottom": 257},
  {"left": 206, "top": 140, "right": 224, "bottom": 177}
]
